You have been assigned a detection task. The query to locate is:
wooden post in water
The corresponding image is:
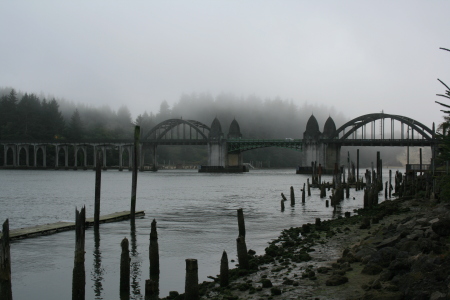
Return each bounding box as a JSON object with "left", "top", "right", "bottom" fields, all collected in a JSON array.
[
  {"left": 389, "top": 170, "right": 392, "bottom": 198},
  {"left": 290, "top": 186, "right": 295, "bottom": 206},
  {"left": 236, "top": 235, "right": 249, "bottom": 269},
  {"left": 145, "top": 279, "right": 158, "bottom": 300},
  {"left": 220, "top": 250, "right": 229, "bottom": 287},
  {"left": 346, "top": 183, "right": 349, "bottom": 199},
  {"left": 281, "top": 193, "right": 287, "bottom": 201},
  {"left": 280, "top": 199, "right": 285, "bottom": 211},
  {"left": 130, "top": 125, "right": 141, "bottom": 220},
  {"left": 185, "top": 259, "right": 199, "bottom": 300},
  {"left": 302, "top": 183, "right": 306, "bottom": 203},
  {"left": 326, "top": 200, "right": 329, "bottom": 207},
  {"left": 120, "top": 238, "right": 130, "bottom": 300},
  {"left": 149, "top": 219, "right": 160, "bottom": 279},
  {"left": 94, "top": 151, "right": 102, "bottom": 229},
  {"left": 420, "top": 148, "right": 423, "bottom": 176},
  {"left": 385, "top": 182, "right": 388, "bottom": 199},
  {"left": 357, "top": 149, "right": 360, "bottom": 190},
  {"left": 0, "top": 219, "right": 12, "bottom": 300},
  {"left": 72, "top": 207, "right": 86, "bottom": 300},
  {"left": 307, "top": 179, "right": 311, "bottom": 196},
  {"left": 237, "top": 208, "right": 246, "bottom": 238}
]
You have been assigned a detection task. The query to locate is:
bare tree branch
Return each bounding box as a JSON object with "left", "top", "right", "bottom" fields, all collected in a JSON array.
[
  {"left": 438, "top": 78, "right": 450, "bottom": 91},
  {"left": 440, "top": 47, "right": 450, "bottom": 52}
]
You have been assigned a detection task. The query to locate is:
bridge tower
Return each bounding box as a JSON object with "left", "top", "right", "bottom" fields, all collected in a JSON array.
[
  {"left": 301, "top": 115, "right": 323, "bottom": 167},
  {"left": 322, "top": 116, "right": 340, "bottom": 171},
  {"left": 207, "top": 117, "right": 227, "bottom": 166},
  {"left": 226, "top": 118, "right": 243, "bottom": 167}
]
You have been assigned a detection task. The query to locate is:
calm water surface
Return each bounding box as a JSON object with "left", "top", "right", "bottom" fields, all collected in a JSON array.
[{"left": 0, "top": 168, "right": 399, "bottom": 299}]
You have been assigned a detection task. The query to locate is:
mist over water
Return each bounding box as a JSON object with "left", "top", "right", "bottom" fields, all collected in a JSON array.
[{"left": 0, "top": 168, "right": 400, "bottom": 299}]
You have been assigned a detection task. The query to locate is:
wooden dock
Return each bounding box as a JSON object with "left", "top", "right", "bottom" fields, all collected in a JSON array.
[{"left": 0, "top": 211, "right": 145, "bottom": 241}]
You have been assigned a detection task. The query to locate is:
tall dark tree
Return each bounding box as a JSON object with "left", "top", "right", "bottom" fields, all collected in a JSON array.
[
  {"left": 17, "top": 93, "right": 42, "bottom": 138},
  {"left": 68, "top": 109, "right": 84, "bottom": 140},
  {"left": 0, "top": 89, "right": 19, "bottom": 139}
]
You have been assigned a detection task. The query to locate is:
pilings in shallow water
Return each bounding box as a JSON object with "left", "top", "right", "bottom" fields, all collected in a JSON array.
[
  {"left": 94, "top": 151, "right": 102, "bottom": 229},
  {"left": 280, "top": 199, "right": 285, "bottom": 211},
  {"left": 236, "top": 235, "right": 249, "bottom": 269},
  {"left": 302, "top": 183, "right": 306, "bottom": 203},
  {"left": 185, "top": 259, "right": 199, "bottom": 300},
  {"left": 0, "top": 219, "right": 12, "bottom": 300},
  {"left": 149, "top": 219, "right": 160, "bottom": 279},
  {"left": 281, "top": 193, "right": 287, "bottom": 201},
  {"left": 72, "top": 207, "right": 86, "bottom": 300},
  {"left": 237, "top": 208, "right": 246, "bottom": 238},
  {"left": 220, "top": 250, "right": 229, "bottom": 287},
  {"left": 290, "top": 186, "right": 295, "bottom": 206},
  {"left": 120, "top": 238, "right": 130, "bottom": 300},
  {"left": 307, "top": 179, "right": 311, "bottom": 196},
  {"left": 130, "top": 125, "right": 140, "bottom": 220}
]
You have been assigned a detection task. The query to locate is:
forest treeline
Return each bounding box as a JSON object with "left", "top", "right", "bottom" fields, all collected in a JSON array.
[{"left": 0, "top": 87, "right": 404, "bottom": 167}]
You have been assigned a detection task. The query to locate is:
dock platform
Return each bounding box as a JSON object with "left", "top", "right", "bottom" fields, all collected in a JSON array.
[{"left": 0, "top": 210, "right": 145, "bottom": 241}]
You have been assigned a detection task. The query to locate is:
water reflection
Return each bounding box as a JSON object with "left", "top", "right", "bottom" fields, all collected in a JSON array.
[
  {"left": 91, "top": 228, "right": 104, "bottom": 299},
  {"left": 130, "top": 220, "right": 142, "bottom": 300}
]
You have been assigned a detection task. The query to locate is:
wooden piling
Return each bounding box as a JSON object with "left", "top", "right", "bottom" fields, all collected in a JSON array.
[
  {"left": 307, "top": 179, "right": 311, "bottom": 196},
  {"left": 346, "top": 183, "right": 349, "bottom": 199},
  {"left": 145, "top": 279, "right": 158, "bottom": 300},
  {"left": 149, "top": 219, "right": 160, "bottom": 278},
  {"left": 290, "top": 186, "right": 295, "bottom": 206},
  {"left": 420, "top": 148, "right": 423, "bottom": 176},
  {"left": 72, "top": 207, "right": 86, "bottom": 300},
  {"left": 385, "top": 181, "right": 388, "bottom": 199},
  {"left": 280, "top": 199, "right": 285, "bottom": 211},
  {"left": 130, "top": 125, "right": 140, "bottom": 220},
  {"left": 185, "top": 259, "right": 199, "bottom": 300},
  {"left": 236, "top": 235, "right": 249, "bottom": 269},
  {"left": 220, "top": 250, "right": 229, "bottom": 287},
  {"left": 281, "top": 193, "right": 287, "bottom": 201},
  {"left": 237, "top": 208, "right": 246, "bottom": 238},
  {"left": 94, "top": 151, "right": 102, "bottom": 229},
  {"left": 389, "top": 170, "right": 392, "bottom": 198},
  {"left": 0, "top": 219, "right": 12, "bottom": 300},
  {"left": 357, "top": 149, "right": 360, "bottom": 189},
  {"left": 315, "top": 218, "right": 321, "bottom": 227},
  {"left": 302, "top": 183, "right": 305, "bottom": 203},
  {"left": 326, "top": 200, "right": 329, "bottom": 207},
  {"left": 120, "top": 237, "right": 130, "bottom": 300}
]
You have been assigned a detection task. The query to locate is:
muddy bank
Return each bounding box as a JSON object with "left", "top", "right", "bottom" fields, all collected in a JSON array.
[{"left": 164, "top": 196, "right": 450, "bottom": 300}]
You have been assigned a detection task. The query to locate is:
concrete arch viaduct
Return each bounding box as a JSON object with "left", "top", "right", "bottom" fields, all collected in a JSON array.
[{"left": 0, "top": 113, "right": 437, "bottom": 172}]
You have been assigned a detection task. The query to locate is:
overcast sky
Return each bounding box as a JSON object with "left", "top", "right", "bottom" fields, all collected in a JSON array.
[{"left": 1, "top": 1, "right": 449, "bottom": 128}]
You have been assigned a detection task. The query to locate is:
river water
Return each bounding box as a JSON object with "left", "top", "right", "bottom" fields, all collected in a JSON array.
[{"left": 0, "top": 168, "right": 399, "bottom": 299}]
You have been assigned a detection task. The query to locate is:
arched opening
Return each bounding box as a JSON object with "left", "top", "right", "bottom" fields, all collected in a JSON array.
[
  {"left": 5, "top": 147, "right": 15, "bottom": 166},
  {"left": 36, "top": 147, "right": 45, "bottom": 167},
  {"left": 18, "top": 147, "right": 28, "bottom": 166}
]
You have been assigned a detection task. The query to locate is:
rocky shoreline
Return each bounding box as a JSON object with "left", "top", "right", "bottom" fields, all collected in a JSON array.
[{"left": 164, "top": 196, "right": 450, "bottom": 300}]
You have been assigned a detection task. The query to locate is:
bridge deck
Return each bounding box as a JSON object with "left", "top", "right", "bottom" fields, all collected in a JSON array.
[{"left": 0, "top": 210, "right": 145, "bottom": 241}]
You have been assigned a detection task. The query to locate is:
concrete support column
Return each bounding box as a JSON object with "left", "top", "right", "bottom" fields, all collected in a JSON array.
[
  {"left": 74, "top": 145, "right": 78, "bottom": 168},
  {"left": 64, "top": 146, "right": 69, "bottom": 168},
  {"left": 43, "top": 146, "right": 47, "bottom": 167},
  {"left": 119, "top": 146, "right": 123, "bottom": 170},
  {"left": 102, "top": 146, "right": 107, "bottom": 168},
  {"left": 139, "top": 144, "right": 144, "bottom": 170},
  {"left": 55, "top": 145, "right": 59, "bottom": 168},
  {"left": 93, "top": 146, "right": 97, "bottom": 167},
  {"left": 128, "top": 146, "right": 132, "bottom": 169}
]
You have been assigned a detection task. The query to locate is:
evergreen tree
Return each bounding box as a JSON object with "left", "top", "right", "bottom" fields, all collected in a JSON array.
[{"left": 68, "top": 109, "right": 84, "bottom": 140}]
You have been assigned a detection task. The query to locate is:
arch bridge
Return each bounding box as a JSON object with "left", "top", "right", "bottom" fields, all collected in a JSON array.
[{"left": 0, "top": 113, "right": 437, "bottom": 171}]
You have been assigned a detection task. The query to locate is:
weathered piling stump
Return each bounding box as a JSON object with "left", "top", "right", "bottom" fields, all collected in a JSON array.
[
  {"left": 0, "top": 219, "right": 13, "bottom": 300},
  {"left": 326, "top": 200, "right": 329, "bottom": 207},
  {"left": 94, "top": 151, "right": 102, "bottom": 229},
  {"left": 385, "top": 182, "right": 388, "bottom": 199},
  {"left": 149, "top": 219, "right": 160, "bottom": 279},
  {"left": 130, "top": 125, "right": 140, "bottom": 220},
  {"left": 281, "top": 193, "right": 287, "bottom": 201},
  {"left": 307, "top": 179, "right": 311, "bottom": 196},
  {"left": 280, "top": 199, "right": 285, "bottom": 211},
  {"left": 237, "top": 208, "right": 246, "bottom": 238},
  {"left": 345, "top": 183, "right": 349, "bottom": 199},
  {"left": 236, "top": 235, "right": 249, "bottom": 269},
  {"left": 315, "top": 218, "right": 321, "bottom": 227},
  {"left": 145, "top": 279, "right": 159, "bottom": 300},
  {"left": 72, "top": 207, "right": 86, "bottom": 300},
  {"left": 302, "top": 183, "right": 306, "bottom": 203},
  {"left": 220, "top": 250, "right": 229, "bottom": 287},
  {"left": 389, "top": 170, "right": 392, "bottom": 198},
  {"left": 290, "top": 186, "right": 295, "bottom": 206},
  {"left": 185, "top": 259, "right": 199, "bottom": 300},
  {"left": 120, "top": 238, "right": 130, "bottom": 300}
]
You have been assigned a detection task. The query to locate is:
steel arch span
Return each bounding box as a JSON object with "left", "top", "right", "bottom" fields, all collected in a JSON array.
[
  {"left": 330, "top": 113, "right": 434, "bottom": 141},
  {"left": 142, "top": 119, "right": 211, "bottom": 141}
]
